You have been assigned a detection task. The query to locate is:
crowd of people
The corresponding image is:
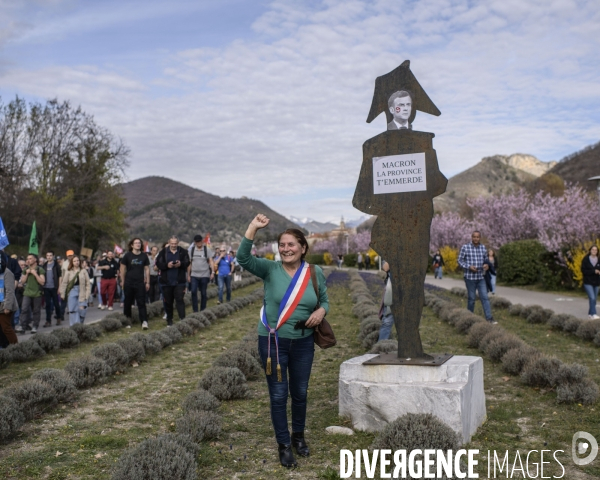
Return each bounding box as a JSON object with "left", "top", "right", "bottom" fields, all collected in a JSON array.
[{"left": 0, "top": 235, "right": 243, "bottom": 347}]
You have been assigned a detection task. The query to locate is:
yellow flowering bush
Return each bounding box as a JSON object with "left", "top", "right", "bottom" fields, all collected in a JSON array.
[
  {"left": 439, "top": 246, "right": 459, "bottom": 273},
  {"left": 566, "top": 241, "right": 597, "bottom": 287},
  {"left": 323, "top": 252, "right": 333, "bottom": 265}
]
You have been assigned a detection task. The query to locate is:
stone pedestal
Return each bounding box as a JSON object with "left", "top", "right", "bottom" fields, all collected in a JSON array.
[{"left": 339, "top": 354, "right": 486, "bottom": 444}]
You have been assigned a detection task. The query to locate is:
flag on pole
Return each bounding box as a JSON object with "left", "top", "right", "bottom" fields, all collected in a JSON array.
[
  {"left": 203, "top": 233, "right": 211, "bottom": 246},
  {"left": 0, "top": 217, "right": 9, "bottom": 251},
  {"left": 114, "top": 244, "right": 124, "bottom": 254},
  {"left": 144, "top": 241, "right": 150, "bottom": 253},
  {"left": 29, "top": 221, "right": 39, "bottom": 255}
]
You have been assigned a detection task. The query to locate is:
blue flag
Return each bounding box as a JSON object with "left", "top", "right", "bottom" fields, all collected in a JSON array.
[{"left": 0, "top": 217, "right": 9, "bottom": 251}]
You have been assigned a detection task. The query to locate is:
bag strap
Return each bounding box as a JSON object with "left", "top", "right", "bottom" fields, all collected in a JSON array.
[
  {"left": 309, "top": 265, "right": 320, "bottom": 309},
  {"left": 190, "top": 245, "right": 195, "bottom": 263}
]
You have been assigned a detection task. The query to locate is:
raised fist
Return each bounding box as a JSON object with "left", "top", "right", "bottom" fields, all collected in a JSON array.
[{"left": 251, "top": 214, "right": 270, "bottom": 230}]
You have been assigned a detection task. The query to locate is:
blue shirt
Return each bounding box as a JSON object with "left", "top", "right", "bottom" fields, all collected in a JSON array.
[
  {"left": 458, "top": 242, "right": 487, "bottom": 280},
  {"left": 216, "top": 255, "right": 234, "bottom": 276}
]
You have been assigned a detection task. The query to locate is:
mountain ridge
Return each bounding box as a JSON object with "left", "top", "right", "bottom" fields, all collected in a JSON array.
[{"left": 123, "top": 176, "right": 302, "bottom": 244}]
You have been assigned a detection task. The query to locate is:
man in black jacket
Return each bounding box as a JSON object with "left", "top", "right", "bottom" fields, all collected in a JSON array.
[
  {"left": 43, "top": 251, "right": 62, "bottom": 326},
  {"left": 155, "top": 236, "right": 190, "bottom": 325}
]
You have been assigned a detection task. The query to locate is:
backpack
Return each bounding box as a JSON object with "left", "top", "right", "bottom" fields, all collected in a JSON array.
[{"left": 190, "top": 245, "right": 211, "bottom": 272}]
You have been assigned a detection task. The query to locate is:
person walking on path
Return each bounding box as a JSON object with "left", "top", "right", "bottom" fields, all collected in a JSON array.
[
  {"left": 484, "top": 249, "right": 498, "bottom": 295},
  {"left": 0, "top": 252, "right": 19, "bottom": 345},
  {"left": 378, "top": 261, "right": 395, "bottom": 341},
  {"left": 357, "top": 252, "right": 364, "bottom": 270},
  {"left": 581, "top": 244, "right": 600, "bottom": 319},
  {"left": 458, "top": 231, "right": 495, "bottom": 324},
  {"left": 432, "top": 250, "right": 445, "bottom": 279},
  {"left": 148, "top": 246, "right": 160, "bottom": 303},
  {"left": 93, "top": 256, "right": 104, "bottom": 308},
  {"left": 214, "top": 246, "right": 234, "bottom": 304},
  {"left": 120, "top": 238, "right": 151, "bottom": 329},
  {"left": 15, "top": 254, "right": 45, "bottom": 334},
  {"left": 156, "top": 236, "right": 190, "bottom": 326},
  {"left": 187, "top": 235, "right": 215, "bottom": 312},
  {"left": 238, "top": 214, "right": 329, "bottom": 468},
  {"left": 43, "top": 251, "right": 62, "bottom": 326},
  {"left": 81, "top": 260, "right": 94, "bottom": 306},
  {"left": 364, "top": 253, "right": 371, "bottom": 270},
  {"left": 59, "top": 255, "right": 91, "bottom": 326},
  {"left": 98, "top": 251, "right": 119, "bottom": 310}
]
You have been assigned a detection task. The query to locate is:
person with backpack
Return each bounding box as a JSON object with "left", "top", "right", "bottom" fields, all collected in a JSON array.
[
  {"left": 14, "top": 254, "right": 45, "bottom": 334},
  {"left": 432, "top": 250, "right": 445, "bottom": 279},
  {"left": 214, "top": 246, "right": 235, "bottom": 304},
  {"left": 187, "top": 235, "right": 215, "bottom": 312}
]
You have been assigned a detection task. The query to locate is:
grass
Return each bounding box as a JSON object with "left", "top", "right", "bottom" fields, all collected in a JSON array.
[
  {"left": 1, "top": 275, "right": 599, "bottom": 479},
  {"left": 427, "top": 292, "right": 600, "bottom": 479}
]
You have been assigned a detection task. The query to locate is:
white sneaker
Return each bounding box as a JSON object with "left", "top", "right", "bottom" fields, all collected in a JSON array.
[
  {"left": 108, "top": 307, "right": 113, "bottom": 311},
  {"left": 593, "top": 314, "right": 600, "bottom": 320},
  {"left": 163, "top": 313, "right": 167, "bottom": 320},
  {"left": 590, "top": 315, "right": 597, "bottom": 320},
  {"left": 142, "top": 321, "right": 148, "bottom": 330},
  {"left": 100, "top": 305, "right": 106, "bottom": 310},
  {"left": 15, "top": 325, "right": 24, "bottom": 333},
  {"left": 30, "top": 327, "right": 37, "bottom": 334}
]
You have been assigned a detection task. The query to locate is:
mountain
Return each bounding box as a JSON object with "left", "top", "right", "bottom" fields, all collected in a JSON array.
[
  {"left": 286, "top": 216, "right": 337, "bottom": 234},
  {"left": 345, "top": 215, "right": 370, "bottom": 228},
  {"left": 123, "top": 176, "right": 302, "bottom": 244},
  {"left": 433, "top": 153, "right": 555, "bottom": 213},
  {"left": 549, "top": 141, "right": 600, "bottom": 191}
]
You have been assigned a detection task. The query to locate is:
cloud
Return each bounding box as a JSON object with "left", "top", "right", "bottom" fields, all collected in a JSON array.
[{"left": 0, "top": 0, "right": 599, "bottom": 222}]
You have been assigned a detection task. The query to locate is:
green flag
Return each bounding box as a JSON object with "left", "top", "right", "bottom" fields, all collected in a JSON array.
[{"left": 29, "top": 221, "right": 39, "bottom": 255}]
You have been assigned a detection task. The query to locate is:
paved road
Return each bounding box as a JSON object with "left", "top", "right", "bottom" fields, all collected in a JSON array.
[
  {"left": 18, "top": 297, "right": 120, "bottom": 338},
  {"left": 425, "top": 275, "right": 591, "bottom": 320}
]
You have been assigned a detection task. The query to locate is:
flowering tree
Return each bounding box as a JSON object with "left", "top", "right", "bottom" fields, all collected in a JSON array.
[
  {"left": 531, "top": 186, "right": 600, "bottom": 252},
  {"left": 465, "top": 186, "right": 600, "bottom": 251},
  {"left": 468, "top": 190, "right": 537, "bottom": 249},
  {"left": 311, "top": 231, "right": 372, "bottom": 256},
  {"left": 429, "top": 212, "right": 474, "bottom": 251}
]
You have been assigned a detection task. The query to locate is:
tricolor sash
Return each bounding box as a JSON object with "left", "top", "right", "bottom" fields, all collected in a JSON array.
[{"left": 260, "top": 261, "right": 311, "bottom": 381}]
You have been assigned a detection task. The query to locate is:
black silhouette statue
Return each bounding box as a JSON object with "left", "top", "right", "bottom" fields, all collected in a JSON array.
[{"left": 352, "top": 60, "right": 448, "bottom": 362}]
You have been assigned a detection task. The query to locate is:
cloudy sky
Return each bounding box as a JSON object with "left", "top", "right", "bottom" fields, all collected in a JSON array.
[{"left": 1, "top": 0, "right": 599, "bottom": 222}]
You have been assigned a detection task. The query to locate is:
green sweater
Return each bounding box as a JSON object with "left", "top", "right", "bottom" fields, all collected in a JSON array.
[{"left": 237, "top": 237, "right": 329, "bottom": 339}]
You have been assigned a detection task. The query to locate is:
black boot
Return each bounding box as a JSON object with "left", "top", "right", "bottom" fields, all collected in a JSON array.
[
  {"left": 291, "top": 431, "right": 310, "bottom": 457},
  {"left": 278, "top": 443, "right": 297, "bottom": 468}
]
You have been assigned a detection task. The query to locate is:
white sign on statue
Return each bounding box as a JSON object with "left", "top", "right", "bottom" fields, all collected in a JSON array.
[{"left": 372, "top": 152, "right": 426, "bottom": 194}]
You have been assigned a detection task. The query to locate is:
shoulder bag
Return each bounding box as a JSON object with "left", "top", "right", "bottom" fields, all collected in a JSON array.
[{"left": 309, "top": 265, "right": 336, "bottom": 349}]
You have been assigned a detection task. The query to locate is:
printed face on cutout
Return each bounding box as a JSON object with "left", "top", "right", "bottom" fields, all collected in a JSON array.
[{"left": 390, "top": 95, "right": 411, "bottom": 124}]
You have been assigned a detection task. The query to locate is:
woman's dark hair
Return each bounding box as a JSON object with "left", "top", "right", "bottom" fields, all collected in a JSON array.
[
  {"left": 277, "top": 229, "right": 309, "bottom": 260},
  {"left": 128, "top": 237, "right": 143, "bottom": 252}
]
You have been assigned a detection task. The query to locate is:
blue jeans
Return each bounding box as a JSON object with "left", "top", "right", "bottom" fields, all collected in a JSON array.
[
  {"left": 465, "top": 278, "right": 493, "bottom": 320},
  {"left": 68, "top": 286, "right": 88, "bottom": 326},
  {"left": 190, "top": 276, "right": 210, "bottom": 312},
  {"left": 378, "top": 312, "right": 394, "bottom": 341},
  {"left": 583, "top": 284, "right": 599, "bottom": 315},
  {"left": 434, "top": 266, "right": 443, "bottom": 279},
  {"left": 258, "top": 333, "right": 315, "bottom": 444},
  {"left": 490, "top": 274, "right": 497, "bottom": 294},
  {"left": 218, "top": 274, "right": 231, "bottom": 303}
]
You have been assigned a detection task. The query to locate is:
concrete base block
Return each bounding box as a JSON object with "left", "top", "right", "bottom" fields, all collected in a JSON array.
[{"left": 339, "top": 354, "right": 486, "bottom": 444}]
